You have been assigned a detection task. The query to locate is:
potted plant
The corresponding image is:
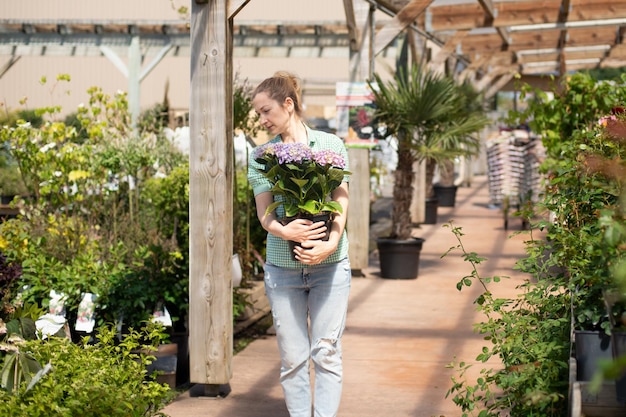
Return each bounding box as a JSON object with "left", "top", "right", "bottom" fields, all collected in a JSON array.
[
  {"left": 0, "top": 163, "right": 27, "bottom": 205},
  {"left": 501, "top": 73, "right": 626, "bottom": 411},
  {"left": 433, "top": 81, "right": 486, "bottom": 208},
  {"left": 368, "top": 64, "right": 489, "bottom": 279},
  {"left": 252, "top": 141, "right": 350, "bottom": 259}
]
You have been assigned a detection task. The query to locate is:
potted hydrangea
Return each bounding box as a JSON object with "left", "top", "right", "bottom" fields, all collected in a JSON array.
[{"left": 252, "top": 141, "right": 350, "bottom": 256}]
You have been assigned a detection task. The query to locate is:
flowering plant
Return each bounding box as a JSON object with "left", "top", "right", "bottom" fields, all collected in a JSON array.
[{"left": 253, "top": 142, "right": 350, "bottom": 218}]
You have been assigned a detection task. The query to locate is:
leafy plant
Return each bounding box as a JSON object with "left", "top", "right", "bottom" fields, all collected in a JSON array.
[
  {"left": 0, "top": 302, "right": 47, "bottom": 395},
  {"left": 445, "top": 72, "right": 626, "bottom": 416},
  {"left": 103, "top": 243, "right": 187, "bottom": 332},
  {"left": 232, "top": 73, "right": 263, "bottom": 286},
  {"left": 0, "top": 323, "right": 172, "bottom": 417},
  {"left": 506, "top": 73, "right": 626, "bottom": 332},
  {"left": 232, "top": 288, "right": 251, "bottom": 321},
  {"left": 0, "top": 164, "right": 27, "bottom": 198},
  {"left": 368, "top": 65, "right": 489, "bottom": 239},
  {"left": 0, "top": 252, "right": 23, "bottom": 316},
  {"left": 252, "top": 141, "right": 350, "bottom": 217},
  {"left": 233, "top": 168, "right": 265, "bottom": 287},
  {"left": 443, "top": 222, "right": 570, "bottom": 416}
]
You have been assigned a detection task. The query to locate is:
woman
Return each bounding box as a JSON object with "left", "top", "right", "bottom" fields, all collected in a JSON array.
[{"left": 247, "top": 71, "right": 351, "bottom": 417}]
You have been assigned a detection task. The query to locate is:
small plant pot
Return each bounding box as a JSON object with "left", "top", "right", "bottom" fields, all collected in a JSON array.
[
  {"left": 0, "top": 195, "right": 16, "bottom": 205},
  {"left": 282, "top": 212, "right": 334, "bottom": 261},
  {"left": 376, "top": 237, "right": 425, "bottom": 279},
  {"left": 433, "top": 184, "right": 458, "bottom": 207},
  {"left": 612, "top": 332, "right": 626, "bottom": 403},
  {"left": 574, "top": 330, "right": 613, "bottom": 381},
  {"left": 424, "top": 198, "right": 438, "bottom": 225},
  {"left": 146, "top": 343, "right": 178, "bottom": 389}
]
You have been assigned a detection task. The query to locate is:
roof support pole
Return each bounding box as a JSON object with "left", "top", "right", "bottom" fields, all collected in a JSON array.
[
  {"left": 343, "top": 0, "right": 373, "bottom": 274},
  {"left": 128, "top": 35, "right": 141, "bottom": 128},
  {"left": 344, "top": 0, "right": 375, "bottom": 82},
  {"left": 100, "top": 37, "right": 172, "bottom": 128},
  {"left": 189, "top": 0, "right": 234, "bottom": 392}
]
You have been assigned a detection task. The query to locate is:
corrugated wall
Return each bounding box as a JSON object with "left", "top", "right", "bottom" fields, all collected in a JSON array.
[
  {"left": 4, "top": 0, "right": 182, "bottom": 20},
  {"left": 1, "top": 1, "right": 385, "bottom": 119}
]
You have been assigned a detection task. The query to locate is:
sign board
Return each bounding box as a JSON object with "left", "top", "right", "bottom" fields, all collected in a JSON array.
[{"left": 335, "top": 82, "right": 382, "bottom": 147}]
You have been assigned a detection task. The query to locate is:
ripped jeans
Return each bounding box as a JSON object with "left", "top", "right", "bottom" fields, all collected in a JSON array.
[{"left": 264, "top": 258, "right": 351, "bottom": 417}]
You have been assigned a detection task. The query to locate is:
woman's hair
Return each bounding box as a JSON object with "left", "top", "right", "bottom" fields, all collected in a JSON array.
[{"left": 253, "top": 71, "right": 303, "bottom": 117}]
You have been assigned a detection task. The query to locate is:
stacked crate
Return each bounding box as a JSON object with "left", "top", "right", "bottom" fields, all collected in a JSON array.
[{"left": 486, "top": 129, "right": 544, "bottom": 208}]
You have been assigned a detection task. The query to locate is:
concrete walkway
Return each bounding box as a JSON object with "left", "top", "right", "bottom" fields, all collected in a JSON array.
[{"left": 162, "top": 175, "right": 531, "bottom": 417}]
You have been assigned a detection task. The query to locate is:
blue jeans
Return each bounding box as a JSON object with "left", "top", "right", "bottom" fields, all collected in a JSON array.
[{"left": 264, "top": 258, "right": 351, "bottom": 417}]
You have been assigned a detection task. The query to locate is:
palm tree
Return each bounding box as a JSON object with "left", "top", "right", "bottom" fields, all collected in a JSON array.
[
  {"left": 435, "top": 79, "right": 488, "bottom": 190},
  {"left": 369, "top": 65, "right": 489, "bottom": 240}
]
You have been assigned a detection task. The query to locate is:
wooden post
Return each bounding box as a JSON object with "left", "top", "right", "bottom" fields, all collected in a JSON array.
[
  {"left": 189, "top": 0, "right": 233, "bottom": 387},
  {"left": 347, "top": 147, "right": 370, "bottom": 273},
  {"left": 344, "top": 0, "right": 373, "bottom": 273},
  {"left": 344, "top": 0, "right": 374, "bottom": 81}
]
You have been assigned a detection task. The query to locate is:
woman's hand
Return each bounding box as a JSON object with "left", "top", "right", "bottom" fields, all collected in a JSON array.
[
  {"left": 294, "top": 238, "right": 337, "bottom": 265},
  {"left": 292, "top": 220, "right": 337, "bottom": 265},
  {"left": 282, "top": 219, "right": 328, "bottom": 243}
]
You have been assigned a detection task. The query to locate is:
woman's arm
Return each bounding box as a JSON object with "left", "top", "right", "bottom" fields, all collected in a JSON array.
[{"left": 295, "top": 181, "right": 349, "bottom": 264}]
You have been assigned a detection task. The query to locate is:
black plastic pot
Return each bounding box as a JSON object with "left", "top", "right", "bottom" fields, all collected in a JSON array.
[
  {"left": 433, "top": 184, "right": 458, "bottom": 207},
  {"left": 0, "top": 195, "right": 16, "bottom": 205},
  {"left": 574, "top": 330, "right": 613, "bottom": 381},
  {"left": 376, "top": 237, "right": 425, "bottom": 279},
  {"left": 424, "top": 198, "right": 438, "bottom": 225},
  {"left": 282, "top": 212, "right": 334, "bottom": 260},
  {"left": 613, "top": 332, "right": 626, "bottom": 403}
]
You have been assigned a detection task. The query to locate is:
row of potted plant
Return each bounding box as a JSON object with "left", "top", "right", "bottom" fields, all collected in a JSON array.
[
  {"left": 0, "top": 74, "right": 266, "bottom": 404},
  {"left": 445, "top": 71, "right": 626, "bottom": 416}
]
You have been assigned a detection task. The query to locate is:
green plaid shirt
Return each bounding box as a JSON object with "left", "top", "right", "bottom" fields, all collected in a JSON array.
[{"left": 248, "top": 126, "right": 350, "bottom": 268}]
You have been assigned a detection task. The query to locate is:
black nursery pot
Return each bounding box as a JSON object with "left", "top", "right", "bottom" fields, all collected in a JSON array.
[
  {"left": 282, "top": 212, "right": 334, "bottom": 260},
  {"left": 613, "top": 332, "right": 626, "bottom": 404},
  {"left": 433, "top": 184, "right": 458, "bottom": 207},
  {"left": 574, "top": 330, "right": 612, "bottom": 381},
  {"left": 376, "top": 237, "right": 425, "bottom": 279},
  {"left": 424, "top": 198, "right": 438, "bottom": 225}
]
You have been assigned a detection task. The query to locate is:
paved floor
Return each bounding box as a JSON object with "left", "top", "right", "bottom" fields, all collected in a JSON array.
[{"left": 162, "top": 175, "right": 531, "bottom": 417}]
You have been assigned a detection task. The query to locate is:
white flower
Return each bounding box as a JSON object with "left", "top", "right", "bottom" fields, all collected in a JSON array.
[{"left": 40, "top": 142, "right": 56, "bottom": 153}]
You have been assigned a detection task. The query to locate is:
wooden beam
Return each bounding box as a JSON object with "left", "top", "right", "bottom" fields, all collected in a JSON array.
[
  {"left": 344, "top": 0, "right": 373, "bottom": 81},
  {"left": 556, "top": 0, "right": 571, "bottom": 76},
  {"left": 228, "top": 0, "right": 251, "bottom": 19},
  {"left": 0, "top": 55, "right": 21, "bottom": 79},
  {"left": 425, "top": 1, "right": 626, "bottom": 31},
  {"left": 343, "top": 1, "right": 373, "bottom": 272},
  {"left": 458, "top": 53, "right": 491, "bottom": 82},
  {"left": 475, "top": 65, "right": 516, "bottom": 92},
  {"left": 407, "top": 28, "right": 426, "bottom": 66},
  {"left": 484, "top": 71, "right": 517, "bottom": 99},
  {"left": 189, "top": 0, "right": 233, "bottom": 387},
  {"left": 346, "top": 148, "right": 370, "bottom": 274},
  {"left": 477, "top": 0, "right": 510, "bottom": 45},
  {"left": 343, "top": 0, "right": 360, "bottom": 52},
  {"left": 428, "top": 29, "right": 468, "bottom": 70},
  {"left": 477, "top": 0, "right": 496, "bottom": 18},
  {"left": 373, "top": 0, "right": 434, "bottom": 55}
]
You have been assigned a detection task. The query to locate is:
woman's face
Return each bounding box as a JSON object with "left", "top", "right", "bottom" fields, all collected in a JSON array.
[{"left": 253, "top": 92, "right": 293, "bottom": 136}]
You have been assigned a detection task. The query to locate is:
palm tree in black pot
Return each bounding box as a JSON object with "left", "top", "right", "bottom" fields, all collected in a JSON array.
[
  {"left": 434, "top": 80, "right": 487, "bottom": 207},
  {"left": 369, "top": 64, "right": 489, "bottom": 279}
]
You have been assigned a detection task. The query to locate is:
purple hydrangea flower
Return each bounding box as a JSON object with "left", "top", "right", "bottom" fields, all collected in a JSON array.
[
  {"left": 253, "top": 142, "right": 278, "bottom": 160},
  {"left": 274, "top": 142, "right": 313, "bottom": 164},
  {"left": 313, "top": 149, "right": 345, "bottom": 169}
]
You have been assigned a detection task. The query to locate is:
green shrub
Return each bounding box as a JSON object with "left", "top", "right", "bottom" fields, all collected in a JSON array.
[
  {"left": 0, "top": 323, "right": 172, "bottom": 417},
  {"left": 445, "top": 72, "right": 626, "bottom": 417}
]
